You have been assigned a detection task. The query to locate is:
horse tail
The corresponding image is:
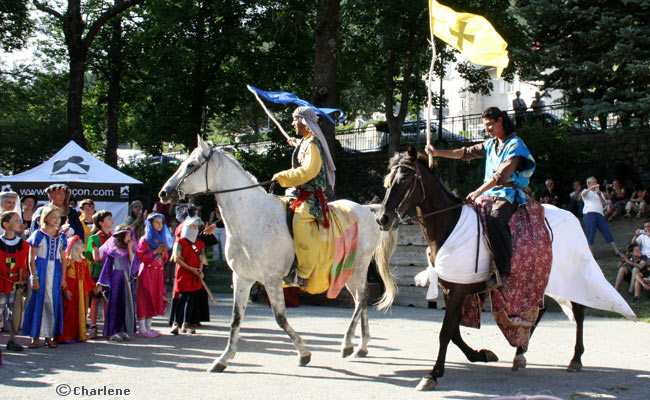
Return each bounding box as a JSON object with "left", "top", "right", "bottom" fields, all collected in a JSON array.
[{"left": 373, "top": 229, "right": 398, "bottom": 311}]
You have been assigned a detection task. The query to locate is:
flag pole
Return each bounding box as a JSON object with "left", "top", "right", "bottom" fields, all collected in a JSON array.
[
  {"left": 248, "top": 86, "right": 292, "bottom": 141},
  {"left": 426, "top": 0, "right": 437, "bottom": 167}
]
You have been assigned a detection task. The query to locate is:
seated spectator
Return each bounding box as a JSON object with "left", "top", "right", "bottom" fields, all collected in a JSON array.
[
  {"left": 625, "top": 188, "right": 648, "bottom": 218},
  {"left": 631, "top": 220, "right": 650, "bottom": 258},
  {"left": 566, "top": 180, "right": 584, "bottom": 217},
  {"left": 631, "top": 263, "right": 650, "bottom": 305},
  {"left": 604, "top": 179, "right": 627, "bottom": 221},
  {"left": 614, "top": 244, "right": 646, "bottom": 295},
  {"left": 581, "top": 176, "right": 622, "bottom": 256},
  {"left": 539, "top": 178, "right": 560, "bottom": 206}
]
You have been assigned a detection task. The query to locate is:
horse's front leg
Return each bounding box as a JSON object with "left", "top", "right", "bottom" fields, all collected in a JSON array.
[
  {"left": 264, "top": 280, "right": 311, "bottom": 366},
  {"left": 567, "top": 302, "right": 585, "bottom": 372},
  {"left": 341, "top": 281, "right": 369, "bottom": 358},
  {"left": 512, "top": 304, "right": 547, "bottom": 371},
  {"left": 416, "top": 286, "right": 466, "bottom": 391},
  {"left": 208, "top": 272, "right": 254, "bottom": 373},
  {"left": 451, "top": 323, "right": 498, "bottom": 363}
]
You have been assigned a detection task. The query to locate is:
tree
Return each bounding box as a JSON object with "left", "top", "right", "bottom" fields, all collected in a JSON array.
[
  {"left": 513, "top": 0, "right": 650, "bottom": 126},
  {"left": 0, "top": 0, "right": 32, "bottom": 52},
  {"left": 311, "top": 0, "right": 339, "bottom": 158},
  {"left": 32, "top": 0, "right": 142, "bottom": 148}
]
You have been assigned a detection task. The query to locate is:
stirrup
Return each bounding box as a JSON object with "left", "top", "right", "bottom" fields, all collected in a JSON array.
[{"left": 283, "top": 260, "right": 299, "bottom": 287}]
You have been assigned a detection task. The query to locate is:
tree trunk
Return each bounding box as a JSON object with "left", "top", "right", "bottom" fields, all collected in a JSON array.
[
  {"left": 63, "top": 3, "right": 88, "bottom": 148},
  {"left": 311, "top": 0, "right": 339, "bottom": 160},
  {"left": 105, "top": 7, "right": 123, "bottom": 167}
]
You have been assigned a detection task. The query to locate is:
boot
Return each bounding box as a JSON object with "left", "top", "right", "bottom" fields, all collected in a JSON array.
[{"left": 170, "top": 323, "right": 180, "bottom": 335}]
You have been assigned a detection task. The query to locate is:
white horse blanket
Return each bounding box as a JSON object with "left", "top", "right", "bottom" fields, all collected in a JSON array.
[{"left": 415, "top": 204, "right": 636, "bottom": 320}]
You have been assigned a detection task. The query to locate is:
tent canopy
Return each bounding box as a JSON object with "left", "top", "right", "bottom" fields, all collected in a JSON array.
[
  {"left": 2, "top": 140, "right": 142, "bottom": 184},
  {"left": 0, "top": 141, "right": 143, "bottom": 225}
]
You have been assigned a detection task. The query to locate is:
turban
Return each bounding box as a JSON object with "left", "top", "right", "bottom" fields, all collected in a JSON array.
[{"left": 292, "top": 106, "right": 336, "bottom": 190}]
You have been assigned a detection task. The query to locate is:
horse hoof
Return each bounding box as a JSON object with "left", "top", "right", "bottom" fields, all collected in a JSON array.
[
  {"left": 567, "top": 361, "right": 582, "bottom": 372},
  {"left": 208, "top": 361, "right": 227, "bottom": 373},
  {"left": 354, "top": 348, "right": 368, "bottom": 358},
  {"left": 299, "top": 352, "right": 312, "bottom": 366},
  {"left": 512, "top": 354, "right": 527, "bottom": 371},
  {"left": 416, "top": 376, "right": 437, "bottom": 391},
  {"left": 481, "top": 349, "right": 499, "bottom": 362},
  {"left": 341, "top": 346, "right": 354, "bottom": 358}
]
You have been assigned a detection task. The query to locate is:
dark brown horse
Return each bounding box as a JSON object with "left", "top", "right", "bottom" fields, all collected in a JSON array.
[{"left": 376, "top": 145, "right": 587, "bottom": 391}]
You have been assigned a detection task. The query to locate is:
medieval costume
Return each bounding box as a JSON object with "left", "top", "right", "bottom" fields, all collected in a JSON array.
[
  {"left": 136, "top": 214, "right": 172, "bottom": 337},
  {"left": 23, "top": 229, "right": 67, "bottom": 340},
  {"left": 97, "top": 230, "right": 139, "bottom": 340},
  {"left": 170, "top": 216, "right": 207, "bottom": 334},
  {"left": 56, "top": 236, "right": 95, "bottom": 343},
  {"left": 273, "top": 106, "right": 336, "bottom": 287},
  {"left": 0, "top": 234, "right": 29, "bottom": 351},
  {"left": 84, "top": 229, "right": 111, "bottom": 338},
  {"left": 448, "top": 108, "right": 535, "bottom": 275}
]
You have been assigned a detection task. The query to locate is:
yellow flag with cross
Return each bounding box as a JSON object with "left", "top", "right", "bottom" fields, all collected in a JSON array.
[{"left": 430, "top": 0, "right": 509, "bottom": 78}]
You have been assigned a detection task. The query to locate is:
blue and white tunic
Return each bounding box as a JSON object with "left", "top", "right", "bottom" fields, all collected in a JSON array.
[{"left": 23, "top": 230, "right": 67, "bottom": 338}]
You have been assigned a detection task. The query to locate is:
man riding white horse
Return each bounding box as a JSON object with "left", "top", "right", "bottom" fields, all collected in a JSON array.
[
  {"left": 425, "top": 107, "right": 536, "bottom": 277},
  {"left": 271, "top": 106, "right": 336, "bottom": 288}
]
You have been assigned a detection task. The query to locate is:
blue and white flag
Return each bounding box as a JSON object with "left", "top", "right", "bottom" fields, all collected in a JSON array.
[{"left": 247, "top": 85, "right": 345, "bottom": 126}]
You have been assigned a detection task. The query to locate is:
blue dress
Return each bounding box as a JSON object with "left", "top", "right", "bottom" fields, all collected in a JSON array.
[{"left": 23, "top": 230, "right": 67, "bottom": 338}]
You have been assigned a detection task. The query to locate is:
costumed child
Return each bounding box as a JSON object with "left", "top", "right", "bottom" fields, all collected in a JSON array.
[
  {"left": 23, "top": 205, "right": 67, "bottom": 348},
  {"left": 135, "top": 213, "right": 173, "bottom": 338},
  {"left": 0, "top": 211, "right": 29, "bottom": 351},
  {"left": 84, "top": 210, "right": 113, "bottom": 339},
  {"left": 170, "top": 216, "right": 208, "bottom": 335},
  {"left": 97, "top": 225, "right": 139, "bottom": 341},
  {"left": 57, "top": 235, "right": 97, "bottom": 343}
]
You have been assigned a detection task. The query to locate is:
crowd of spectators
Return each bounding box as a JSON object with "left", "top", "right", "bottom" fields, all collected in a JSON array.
[{"left": 0, "top": 184, "right": 226, "bottom": 355}]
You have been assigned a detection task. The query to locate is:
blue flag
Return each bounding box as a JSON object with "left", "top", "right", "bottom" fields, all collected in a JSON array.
[{"left": 247, "top": 85, "right": 345, "bottom": 126}]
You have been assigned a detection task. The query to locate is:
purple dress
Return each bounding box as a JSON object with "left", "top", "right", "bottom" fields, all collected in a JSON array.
[{"left": 97, "top": 237, "right": 139, "bottom": 337}]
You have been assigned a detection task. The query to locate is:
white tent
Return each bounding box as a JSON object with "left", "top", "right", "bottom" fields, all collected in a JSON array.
[{"left": 0, "top": 140, "right": 143, "bottom": 225}]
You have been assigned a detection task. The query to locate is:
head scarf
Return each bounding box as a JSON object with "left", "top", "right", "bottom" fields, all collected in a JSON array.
[
  {"left": 66, "top": 235, "right": 83, "bottom": 258},
  {"left": 0, "top": 190, "right": 22, "bottom": 221},
  {"left": 145, "top": 213, "right": 174, "bottom": 250},
  {"left": 100, "top": 229, "right": 135, "bottom": 259},
  {"left": 292, "top": 106, "right": 336, "bottom": 189},
  {"left": 181, "top": 216, "right": 203, "bottom": 243}
]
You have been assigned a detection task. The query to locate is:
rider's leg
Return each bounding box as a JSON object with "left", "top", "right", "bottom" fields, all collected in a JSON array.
[
  {"left": 292, "top": 203, "right": 318, "bottom": 283},
  {"left": 485, "top": 198, "right": 517, "bottom": 275}
]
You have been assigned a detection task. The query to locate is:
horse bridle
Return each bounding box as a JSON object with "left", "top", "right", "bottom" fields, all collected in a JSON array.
[
  {"left": 390, "top": 161, "right": 468, "bottom": 225},
  {"left": 391, "top": 162, "right": 427, "bottom": 224},
  {"left": 173, "top": 147, "right": 273, "bottom": 199}
]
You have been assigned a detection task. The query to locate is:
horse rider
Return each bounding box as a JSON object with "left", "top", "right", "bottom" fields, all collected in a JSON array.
[
  {"left": 425, "top": 107, "right": 536, "bottom": 276},
  {"left": 271, "top": 106, "right": 336, "bottom": 288}
]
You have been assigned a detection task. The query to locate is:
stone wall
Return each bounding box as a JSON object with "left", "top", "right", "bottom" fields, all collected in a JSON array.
[{"left": 573, "top": 127, "right": 650, "bottom": 184}]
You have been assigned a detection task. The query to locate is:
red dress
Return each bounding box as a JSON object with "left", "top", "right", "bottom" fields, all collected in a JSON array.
[
  {"left": 136, "top": 238, "right": 169, "bottom": 319},
  {"left": 57, "top": 259, "right": 95, "bottom": 342},
  {"left": 173, "top": 238, "right": 205, "bottom": 295}
]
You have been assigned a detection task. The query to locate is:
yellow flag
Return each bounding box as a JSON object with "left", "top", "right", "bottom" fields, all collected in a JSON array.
[{"left": 430, "top": 0, "right": 509, "bottom": 78}]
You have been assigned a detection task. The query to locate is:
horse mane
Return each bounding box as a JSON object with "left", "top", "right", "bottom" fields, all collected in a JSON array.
[
  {"left": 217, "top": 148, "right": 260, "bottom": 184},
  {"left": 385, "top": 150, "right": 462, "bottom": 203}
]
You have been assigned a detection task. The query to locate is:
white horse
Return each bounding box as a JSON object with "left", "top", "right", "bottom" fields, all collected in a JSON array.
[{"left": 159, "top": 136, "right": 398, "bottom": 372}]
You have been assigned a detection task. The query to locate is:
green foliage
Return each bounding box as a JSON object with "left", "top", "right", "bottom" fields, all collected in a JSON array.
[
  {"left": 0, "top": 72, "right": 68, "bottom": 174},
  {"left": 118, "top": 159, "right": 181, "bottom": 198},
  {"left": 0, "top": 0, "right": 31, "bottom": 51},
  {"left": 512, "top": 0, "right": 650, "bottom": 126}
]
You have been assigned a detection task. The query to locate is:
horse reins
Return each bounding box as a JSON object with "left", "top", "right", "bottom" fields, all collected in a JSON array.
[{"left": 174, "top": 147, "right": 274, "bottom": 198}]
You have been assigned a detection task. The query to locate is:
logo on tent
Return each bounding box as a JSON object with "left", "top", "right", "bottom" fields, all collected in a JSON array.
[
  {"left": 52, "top": 156, "right": 90, "bottom": 175},
  {"left": 120, "top": 185, "right": 130, "bottom": 198},
  {"left": 1, "top": 184, "right": 13, "bottom": 192}
]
